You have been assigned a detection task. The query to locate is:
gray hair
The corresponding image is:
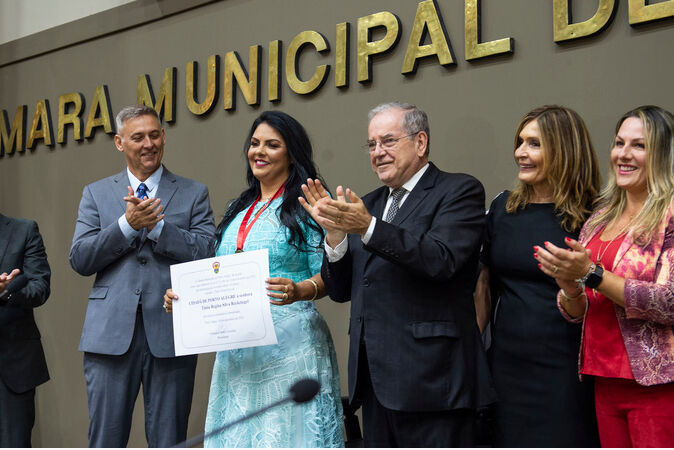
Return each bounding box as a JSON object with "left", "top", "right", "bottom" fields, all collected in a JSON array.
[
  {"left": 368, "top": 102, "right": 430, "bottom": 155},
  {"left": 115, "top": 105, "right": 159, "bottom": 134}
]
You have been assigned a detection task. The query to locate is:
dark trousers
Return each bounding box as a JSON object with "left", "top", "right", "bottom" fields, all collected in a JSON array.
[
  {"left": 83, "top": 311, "right": 197, "bottom": 448},
  {"left": 0, "top": 378, "right": 35, "bottom": 447},
  {"left": 356, "top": 342, "right": 475, "bottom": 448}
]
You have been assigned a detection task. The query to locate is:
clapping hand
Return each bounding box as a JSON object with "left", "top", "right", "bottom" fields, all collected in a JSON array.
[
  {"left": 124, "top": 186, "right": 164, "bottom": 231},
  {"left": 535, "top": 237, "right": 593, "bottom": 294},
  {"left": 0, "top": 268, "right": 21, "bottom": 292},
  {"left": 299, "top": 179, "right": 372, "bottom": 246}
]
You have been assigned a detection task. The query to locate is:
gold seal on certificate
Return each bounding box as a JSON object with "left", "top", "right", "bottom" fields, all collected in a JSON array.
[{"left": 169, "top": 249, "right": 278, "bottom": 356}]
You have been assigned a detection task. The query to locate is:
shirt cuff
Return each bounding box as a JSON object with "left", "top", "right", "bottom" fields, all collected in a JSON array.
[
  {"left": 361, "top": 217, "right": 377, "bottom": 245},
  {"left": 325, "top": 235, "right": 348, "bottom": 262},
  {"left": 147, "top": 219, "right": 164, "bottom": 242},
  {"left": 118, "top": 215, "right": 140, "bottom": 242}
]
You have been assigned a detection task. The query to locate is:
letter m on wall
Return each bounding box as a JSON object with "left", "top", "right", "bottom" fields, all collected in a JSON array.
[
  {"left": 0, "top": 106, "right": 26, "bottom": 157},
  {"left": 137, "top": 68, "right": 177, "bottom": 122}
]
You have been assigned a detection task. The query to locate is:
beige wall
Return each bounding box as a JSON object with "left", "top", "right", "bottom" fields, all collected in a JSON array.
[{"left": 0, "top": 0, "right": 672, "bottom": 446}]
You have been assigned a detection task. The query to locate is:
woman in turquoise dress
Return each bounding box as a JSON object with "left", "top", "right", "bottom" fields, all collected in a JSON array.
[{"left": 165, "top": 111, "right": 344, "bottom": 447}]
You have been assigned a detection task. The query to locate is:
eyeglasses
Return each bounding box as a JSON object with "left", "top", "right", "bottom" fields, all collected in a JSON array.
[{"left": 365, "top": 132, "right": 419, "bottom": 153}]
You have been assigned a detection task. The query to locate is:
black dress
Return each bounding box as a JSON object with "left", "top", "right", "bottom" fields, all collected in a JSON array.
[{"left": 482, "top": 191, "right": 598, "bottom": 447}]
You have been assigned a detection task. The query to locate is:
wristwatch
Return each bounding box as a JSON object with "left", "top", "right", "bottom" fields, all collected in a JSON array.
[{"left": 584, "top": 264, "right": 605, "bottom": 289}]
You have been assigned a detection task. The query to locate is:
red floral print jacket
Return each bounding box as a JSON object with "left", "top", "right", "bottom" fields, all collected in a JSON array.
[{"left": 559, "top": 207, "right": 674, "bottom": 386}]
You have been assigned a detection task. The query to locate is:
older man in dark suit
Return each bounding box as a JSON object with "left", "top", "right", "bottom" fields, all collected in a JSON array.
[
  {"left": 301, "top": 102, "right": 494, "bottom": 447},
  {"left": 70, "top": 105, "right": 215, "bottom": 447},
  {"left": 0, "top": 214, "right": 51, "bottom": 447}
]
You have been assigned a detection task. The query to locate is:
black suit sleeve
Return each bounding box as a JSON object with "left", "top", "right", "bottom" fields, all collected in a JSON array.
[
  {"left": 5, "top": 221, "right": 51, "bottom": 309},
  {"left": 321, "top": 248, "right": 353, "bottom": 303},
  {"left": 364, "top": 176, "right": 485, "bottom": 281}
]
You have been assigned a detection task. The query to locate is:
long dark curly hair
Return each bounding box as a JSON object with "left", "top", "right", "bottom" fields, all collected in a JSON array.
[{"left": 214, "top": 110, "right": 329, "bottom": 251}]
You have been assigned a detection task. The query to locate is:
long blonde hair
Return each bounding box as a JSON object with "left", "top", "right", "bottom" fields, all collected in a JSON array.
[
  {"left": 506, "top": 105, "right": 601, "bottom": 232},
  {"left": 585, "top": 105, "right": 674, "bottom": 245}
]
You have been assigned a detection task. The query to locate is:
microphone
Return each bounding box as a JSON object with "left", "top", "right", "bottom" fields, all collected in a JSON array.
[
  {"left": 175, "top": 378, "right": 320, "bottom": 448},
  {"left": 0, "top": 274, "right": 28, "bottom": 301},
  {"left": 289, "top": 378, "right": 320, "bottom": 403}
]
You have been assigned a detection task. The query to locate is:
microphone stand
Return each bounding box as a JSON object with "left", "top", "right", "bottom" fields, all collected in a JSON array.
[
  {"left": 174, "top": 378, "right": 320, "bottom": 448},
  {"left": 176, "top": 397, "right": 292, "bottom": 448}
]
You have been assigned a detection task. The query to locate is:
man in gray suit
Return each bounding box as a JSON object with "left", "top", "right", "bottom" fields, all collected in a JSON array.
[{"left": 70, "top": 105, "right": 215, "bottom": 447}]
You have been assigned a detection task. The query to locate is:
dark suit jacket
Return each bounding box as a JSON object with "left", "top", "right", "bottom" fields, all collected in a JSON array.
[
  {"left": 322, "top": 163, "right": 495, "bottom": 412},
  {"left": 0, "top": 214, "right": 51, "bottom": 394},
  {"left": 70, "top": 167, "right": 215, "bottom": 357}
]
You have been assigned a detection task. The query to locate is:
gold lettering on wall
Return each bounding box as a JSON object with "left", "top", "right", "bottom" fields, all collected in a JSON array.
[
  {"left": 27, "top": 100, "right": 54, "bottom": 149},
  {"left": 0, "top": 106, "right": 26, "bottom": 156},
  {"left": 335, "top": 22, "right": 350, "bottom": 88},
  {"left": 553, "top": 0, "right": 616, "bottom": 42},
  {"left": 402, "top": 0, "right": 455, "bottom": 73},
  {"left": 57, "top": 93, "right": 84, "bottom": 144},
  {"left": 224, "top": 46, "right": 261, "bottom": 110},
  {"left": 268, "top": 40, "right": 282, "bottom": 102},
  {"left": 286, "top": 31, "right": 330, "bottom": 95},
  {"left": 357, "top": 11, "right": 401, "bottom": 82},
  {"left": 465, "top": 0, "right": 513, "bottom": 61},
  {"left": 137, "top": 68, "right": 176, "bottom": 122},
  {"left": 629, "top": 0, "right": 674, "bottom": 25},
  {"left": 186, "top": 55, "right": 219, "bottom": 115},
  {"left": 84, "top": 85, "right": 114, "bottom": 138}
]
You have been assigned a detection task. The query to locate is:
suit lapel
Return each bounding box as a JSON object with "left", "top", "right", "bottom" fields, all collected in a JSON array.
[
  {"left": 360, "top": 165, "right": 436, "bottom": 267},
  {"left": 157, "top": 166, "right": 178, "bottom": 212},
  {"left": 369, "top": 186, "right": 389, "bottom": 220},
  {"left": 361, "top": 187, "right": 389, "bottom": 268},
  {"left": 0, "top": 215, "right": 12, "bottom": 268},
  {"left": 112, "top": 170, "right": 131, "bottom": 214},
  {"left": 391, "top": 163, "right": 437, "bottom": 226}
]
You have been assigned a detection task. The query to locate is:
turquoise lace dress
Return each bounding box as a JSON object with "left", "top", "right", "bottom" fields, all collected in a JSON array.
[{"left": 204, "top": 197, "right": 344, "bottom": 448}]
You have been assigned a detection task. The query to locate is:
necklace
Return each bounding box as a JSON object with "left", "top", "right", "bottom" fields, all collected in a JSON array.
[
  {"left": 596, "top": 216, "right": 631, "bottom": 268},
  {"left": 595, "top": 232, "right": 625, "bottom": 269}
]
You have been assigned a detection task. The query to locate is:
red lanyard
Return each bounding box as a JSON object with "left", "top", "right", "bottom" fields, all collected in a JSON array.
[{"left": 235, "top": 185, "right": 285, "bottom": 252}]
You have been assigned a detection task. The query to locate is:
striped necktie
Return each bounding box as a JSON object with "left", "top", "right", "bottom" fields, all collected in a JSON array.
[{"left": 385, "top": 187, "right": 406, "bottom": 223}]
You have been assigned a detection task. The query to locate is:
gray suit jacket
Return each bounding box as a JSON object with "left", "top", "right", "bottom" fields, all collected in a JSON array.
[{"left": 70, "top": 167, "right": 215, "bottom": 357}]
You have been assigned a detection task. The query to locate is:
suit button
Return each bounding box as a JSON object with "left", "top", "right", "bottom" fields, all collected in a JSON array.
[
  {"left": 139, "top": 259, "right": 147, "bottom": 265},
  {"left": 135, "top": 289, "right": 141, "bottom": 295},
  {"left": 115, "top": 248, "right": 122, "bottom": 254},
  {"left": 363, "top": 278, "right": 370, "bottom": 287}
]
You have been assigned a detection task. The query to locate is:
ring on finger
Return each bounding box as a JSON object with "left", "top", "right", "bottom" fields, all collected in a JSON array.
[
  {"left": 283, "top": 285, "right": 288, "bottom": 293},
  {"left": 336, "top": 215, "right": 342, "bottom": 224},
  {"left": 283, "top": 293, "right": 288, "bottom": 301},
  {"left": 553, "top": 265, "right": 559, "bottom": 273}
]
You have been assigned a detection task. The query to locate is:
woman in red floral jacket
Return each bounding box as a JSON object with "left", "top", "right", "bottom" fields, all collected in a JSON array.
[{"left": 535, "top": 105, "right": 674, "bottom": 447}]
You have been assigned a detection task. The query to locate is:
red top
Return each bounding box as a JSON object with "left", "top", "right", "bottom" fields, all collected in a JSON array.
[{"left": 580, "top": 230, "right": 634, "bottom": 379}]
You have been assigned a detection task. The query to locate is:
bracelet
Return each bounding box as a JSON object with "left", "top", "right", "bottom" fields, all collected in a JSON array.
[
  {"left": 560, "top": 288, "right": 585, "bottom": 302},
  {"left": 575, "top": 263, "right": 596, "bottom": 285},
  {"left": 307, "top": 279, "right": 318, "bottom": 301}
]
